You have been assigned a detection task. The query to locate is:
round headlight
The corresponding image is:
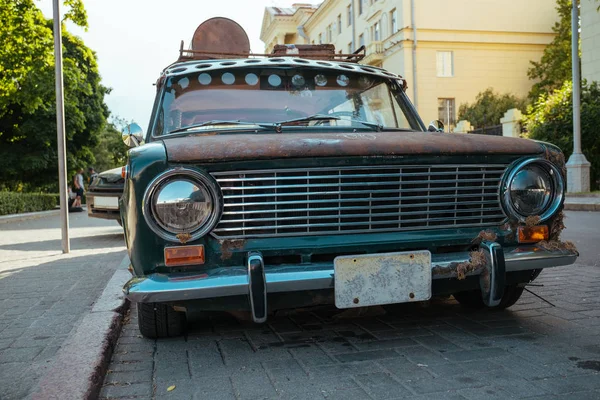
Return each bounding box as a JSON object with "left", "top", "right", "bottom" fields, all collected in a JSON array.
[
  {"left": 144, "top": 169, "right": 221, "bottom": 241},
  {"left": 509, "top": 164, "right": 552, "bottom": 215},
  {"left": 503, "top": 159, "right": 564, "bottom": 222},
  {"left": 153, "top": 179, "right": 212, "bottom": 232}
]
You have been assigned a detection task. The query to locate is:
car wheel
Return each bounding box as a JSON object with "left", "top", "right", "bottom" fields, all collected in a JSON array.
[
  {"left": 137, "top": 302, "right": 186, "bottom": 338},
  {"left": 453, "top": 285, "right": 524, "bottom": 310}
]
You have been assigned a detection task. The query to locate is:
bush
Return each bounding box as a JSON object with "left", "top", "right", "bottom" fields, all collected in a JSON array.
[
  {"left": 458, "top": 88, "right": 528, "bottom": 129},
  {"left": 0, "top": 192, "right": 59, "bottom": 216},
  {"left": 524, "top": 80, "right": 600, "bottom": 190}
]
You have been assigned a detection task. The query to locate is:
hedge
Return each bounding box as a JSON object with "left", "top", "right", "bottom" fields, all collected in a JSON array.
[{"left": 0, "top": 192, "right": 59, "bottom": 216}]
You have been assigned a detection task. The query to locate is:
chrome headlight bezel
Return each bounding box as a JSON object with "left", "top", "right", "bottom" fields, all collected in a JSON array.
[
  {"left": 501, "top": 158, "right": 565, "bottom": 223},
  {"left": 143, "top": 168, "right": 222, "bottom": 242}
]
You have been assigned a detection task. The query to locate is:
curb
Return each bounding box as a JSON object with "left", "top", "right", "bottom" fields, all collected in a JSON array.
[
  {"left": 31, "top": 256, "right": 131, "bottom": 400},
  {"left": 0, "top": 209, "right": 60, "bottom": 224},
  {"left": 564, "top": 202, "right": 600, "bottom": 211}
]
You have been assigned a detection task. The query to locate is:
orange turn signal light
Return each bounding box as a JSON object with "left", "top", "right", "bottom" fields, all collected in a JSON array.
[
  {"left": 121, "top": 166, "right": 128, "bottom": 179},
  {"left": 518, "top": 225, "right": 549, "bottom": 243},
  {"left": 164, "top": 245, "right": 205, "bottom": 267}
]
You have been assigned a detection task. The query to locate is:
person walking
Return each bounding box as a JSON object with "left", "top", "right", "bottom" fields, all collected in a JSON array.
[{"left": 73, "top": 168, "right": 85, "bottom": 208}]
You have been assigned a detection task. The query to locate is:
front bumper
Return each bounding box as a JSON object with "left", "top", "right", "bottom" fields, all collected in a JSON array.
[{"left": 124, "top": 244, "right": 577, "bottom": 313}]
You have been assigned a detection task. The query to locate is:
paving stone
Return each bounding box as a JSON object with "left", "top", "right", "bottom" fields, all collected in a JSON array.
[
  {"left": 104, "top": 369, "right": 153, "bottom": 384},
  {"left": 0, "top": 346, "right": 43, "bottom": 362},
  {"left": 336, "top": 349, "right": 402, "bottom": 363},
  {"left": 442, "top": 347, "right": 508, "bottom": 362},
  {"left": 100, "top": 382, "right": 153, "bottom": 399}
]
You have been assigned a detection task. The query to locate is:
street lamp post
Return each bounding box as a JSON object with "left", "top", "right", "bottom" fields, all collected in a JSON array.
[
  {"left": 566, "top": 0, "right": 591, "bottom": 193},
  {"left": 53, "top": 0, "right": 70, "bottom": 253}
]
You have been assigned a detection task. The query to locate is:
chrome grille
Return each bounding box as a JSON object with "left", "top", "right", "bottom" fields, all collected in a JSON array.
[{"left": 211, "top": 165, "right": 508, "bottom": 239}]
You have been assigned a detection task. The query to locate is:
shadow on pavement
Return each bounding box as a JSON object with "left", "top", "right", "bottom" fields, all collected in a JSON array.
[{"left": 0, "top": 233, "right": 125, "bottom": 252}]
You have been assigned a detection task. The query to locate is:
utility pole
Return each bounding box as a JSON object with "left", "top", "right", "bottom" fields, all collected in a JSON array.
[
  {"left": 53, "top": 0, "right": 70, "bottom": 253},
  {"left": 566, "top": 0, "right": 591, "bottom": 193}
]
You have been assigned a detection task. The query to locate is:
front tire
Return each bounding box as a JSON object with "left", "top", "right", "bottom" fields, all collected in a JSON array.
[
  {"left": 137, "top": 302, "right": 186, "bottom": 338},
  {"left": 453, "top": 285, "right": 525, "bottom": 310}
]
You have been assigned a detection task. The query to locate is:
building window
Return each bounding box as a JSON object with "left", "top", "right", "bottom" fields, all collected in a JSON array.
[
  {"left": 391, "top": 8, "right": 398, "bottom": 34},
  {"left": 373, "top": 21, "right": 380, "bottom": 41},
  {"left": 438, "top": 98, "right": 456, "bottom": 130},
  {"left": 436, "top": 51, "right": 454, "bottom": 77},
  {"left": 359, "top": 0, "right": 364, "bottom": 15},
  {"left": 358, "top": 33, "right": 365, "bottom": 48},
  {"left": 348, "top": 42, "right": 353, "bottom": 53},
  {"left": 318, "top": 33, "right": 322, "bottom": 44},
  {"left": 338, "top": 14, "right": 342, "bottom": 34},
  {"left": 327, "top": 25, "right": 332, "bottom": 42},
  {"left": 347, "top": 4, "right": 352, "bottom": 26}
]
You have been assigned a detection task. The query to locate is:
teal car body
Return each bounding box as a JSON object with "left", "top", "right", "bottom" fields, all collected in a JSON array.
[{"left": 119, "top": 56, "right": 577, "bottom": 337}]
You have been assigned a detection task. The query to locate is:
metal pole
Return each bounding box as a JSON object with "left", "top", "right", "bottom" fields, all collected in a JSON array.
[
  {"left": 571, "top": 0, "right": 582, "bottom": 155},
  {"left": 53, "top": 0, "right": 70, "bottom": 253},
  {"left": 411, "top": 0, "right": 418, "bottom": 110}
]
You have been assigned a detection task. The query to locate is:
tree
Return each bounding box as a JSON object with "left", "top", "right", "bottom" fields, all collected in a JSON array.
[
  {"left": 90, "top": 122, "right": 128, "bottom": 173},
  {"left": 524, "top": 81, "right": 600, "bottom": 190},
  {"left": 0, "top": 0, "right": 109, "bottom": 192},
  {"left": 0, "top": 0, "right": 88, "bottom": 118},
  {"left": 458, "top": 88, "right": 527, "bottom": 129},
  {"left": 527, "top": 0, "right": 575, "bottom": 100}
]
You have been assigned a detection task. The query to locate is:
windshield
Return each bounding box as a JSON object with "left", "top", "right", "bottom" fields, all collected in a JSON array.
[{"left": 153, "top": 66, "right": 423, "bottom": 136}]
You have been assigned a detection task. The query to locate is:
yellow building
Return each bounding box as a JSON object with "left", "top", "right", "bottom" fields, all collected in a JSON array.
[
  {"left": 260, "top": 0, "right": 557, "bottom": 130},
  {"left": 582, "top": 0, "right": 600, "bottom": 83}
]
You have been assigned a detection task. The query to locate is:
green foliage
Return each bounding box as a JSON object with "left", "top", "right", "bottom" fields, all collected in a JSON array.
[
  {"left": 91, "top": 122, "right": 128, "bottom": 173},
  {"left": 528, "top": 0, "right": 575, "bottom": 100},
  {"left": 0, "top": 1, "right": 109, "bottom": 192},
  {"left": 458, "top": 88, "right": 528, "bottom": 129},
  {"left": 524, "top": 81, "right": 600, "bottom": 190},
  {"left": 0, "top": 192, "right": 59, "bottom": 215}
]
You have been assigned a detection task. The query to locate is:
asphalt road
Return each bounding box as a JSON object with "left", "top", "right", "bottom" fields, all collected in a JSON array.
[
  {"left": 102, "top": 211, "right": 600, "bottom": 400},
  {"left": 561, "top": 211, "right": 600, "bottom": 268}
]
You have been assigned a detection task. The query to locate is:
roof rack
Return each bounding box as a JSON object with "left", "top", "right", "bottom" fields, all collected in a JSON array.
[
  {"left": 177, "top": 17, "right": 366, "bottom": 63},
  {"left": 178, "top": 43, "right": 366, "bottom": 63}
]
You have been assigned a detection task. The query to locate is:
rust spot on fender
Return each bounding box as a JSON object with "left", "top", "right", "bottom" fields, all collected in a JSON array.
[
  {"left": 219, "top": 239, "right": 246, "bottom": 260},
  {"left": 176, "top": 233, "right": 192, "bottom": 244},
  {"left": 525, "top": 215, "right": 541, "bottom": 227},
  {"left": 163, "top": 131, "right": 544, "bottom": 163},
  {"left": 537, "top": 240, "right": 577, "bottom": 253}
]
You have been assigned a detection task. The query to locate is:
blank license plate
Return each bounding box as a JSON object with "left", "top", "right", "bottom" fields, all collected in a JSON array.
[
  {"left": 93, "top": 196, "right": 119, "bottom": 210},
  {"left": 334, "top": 251, "right": 432, "bottom": 309}
]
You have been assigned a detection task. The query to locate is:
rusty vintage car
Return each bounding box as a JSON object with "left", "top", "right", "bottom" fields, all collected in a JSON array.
[{"left": 119, "top": 18, "right": 578, "bottom": 338}]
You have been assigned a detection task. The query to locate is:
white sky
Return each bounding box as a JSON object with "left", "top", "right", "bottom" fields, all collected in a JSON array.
[{"left": 38, "top": 0, "right": 312, "bottom": 130}]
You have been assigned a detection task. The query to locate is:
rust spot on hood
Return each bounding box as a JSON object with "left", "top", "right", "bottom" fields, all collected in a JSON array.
[{"left": 163, "top": 131, "right": 544, "bottom": 163}]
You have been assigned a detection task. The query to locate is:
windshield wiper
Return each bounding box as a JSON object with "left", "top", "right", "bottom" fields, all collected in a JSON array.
[
  {"left": 167, "top": 120, "right": 275, "bottom": 135},
  {"left": 276, "top": 114, "right": 341, "bottom": 127},
  {"left": 341, "top": 118, "right": 383, "bottom": 132},
  {"left": 276, "top": 114, "right": 383, "bottom": 132}
]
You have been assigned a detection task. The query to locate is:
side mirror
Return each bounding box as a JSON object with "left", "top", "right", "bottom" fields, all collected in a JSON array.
[
  {"left": 122, "top": 123, "right": 144, "bottom": 148},
  {"left": 428, "top": 120, "right": 445, "bottom": 133}
]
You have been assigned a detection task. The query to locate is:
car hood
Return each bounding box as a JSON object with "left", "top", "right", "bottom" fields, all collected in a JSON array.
[
  {"left": 162, "top": 131, "right": 544, "bottom": 163},
  {"left": 89, "top": 167, "right": 124, "bottom": 191}
]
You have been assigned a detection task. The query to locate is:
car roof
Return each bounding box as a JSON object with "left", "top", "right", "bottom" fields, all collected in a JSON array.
[{"left": 160, "top": 57, "right": 405, "bottom": 84}]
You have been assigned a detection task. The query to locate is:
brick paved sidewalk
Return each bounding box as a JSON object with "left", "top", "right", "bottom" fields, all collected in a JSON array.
[
  {"left": 0, "top": 212, "right": 126, "bottom": 399},
  {"left": 103, "top": 270, "right": 600, "bottom": 399}
]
